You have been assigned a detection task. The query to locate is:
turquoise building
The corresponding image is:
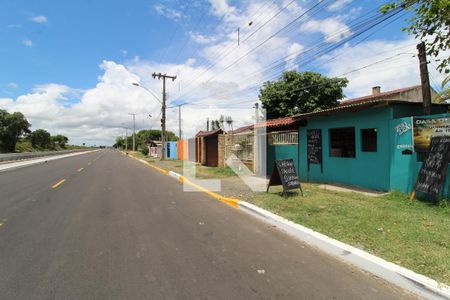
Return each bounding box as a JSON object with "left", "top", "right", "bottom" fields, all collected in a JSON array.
[{"left": 295, "top": 99, "right": 450, "bottom": 197}]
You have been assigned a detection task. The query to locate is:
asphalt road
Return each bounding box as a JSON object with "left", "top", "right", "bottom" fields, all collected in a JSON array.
[{"left": 0, "top": 150, "right": 418, "bottom": 300}]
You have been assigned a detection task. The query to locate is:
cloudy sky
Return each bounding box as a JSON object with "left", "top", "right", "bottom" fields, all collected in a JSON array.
[{"left": 0, "top": 0, "right": 447, "bottom": 146}]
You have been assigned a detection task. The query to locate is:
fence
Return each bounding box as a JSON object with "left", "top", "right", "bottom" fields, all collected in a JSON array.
[{"left": 268, "top": 131, "right": 298, "bottom": 145}]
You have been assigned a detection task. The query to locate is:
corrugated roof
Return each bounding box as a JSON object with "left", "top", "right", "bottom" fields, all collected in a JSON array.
[
  {"left": 294, "top": 99, "right": 391, "bottom": 119},
  {"left": 340, "top": 85, "right": 421, "bottom": 106},
  {"left": 195, "top": 128, "right": 223, "bottom": 137},
  {"left": 254, "top": 117, "right": 299, "bottom": 129},
  {"left": 292, "top": 85, "right": 427, "bottom": 120},
  {"left": 230, "top": 124, "right": 254, "bottom": 134}
]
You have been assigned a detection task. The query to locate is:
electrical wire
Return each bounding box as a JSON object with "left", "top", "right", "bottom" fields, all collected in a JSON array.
[{"left": 174, "top": 4, "right": 404, "bottom": 105}]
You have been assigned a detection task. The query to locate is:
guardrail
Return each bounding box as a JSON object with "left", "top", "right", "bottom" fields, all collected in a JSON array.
[{"left": 0, "top": 149, "right": 93, "bottom": 163}]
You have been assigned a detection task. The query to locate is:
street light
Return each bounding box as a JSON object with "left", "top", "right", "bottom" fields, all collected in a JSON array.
[
  {"left": 132, "top": 82, "right": 166, "bottom": 160},
  {"left": 131, "top": 83, "right": 162, "bottom": 104}
]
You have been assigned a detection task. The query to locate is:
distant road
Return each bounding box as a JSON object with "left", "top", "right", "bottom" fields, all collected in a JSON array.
[{"left": 0, "top": 150, "right": 417, "bottom": 299}]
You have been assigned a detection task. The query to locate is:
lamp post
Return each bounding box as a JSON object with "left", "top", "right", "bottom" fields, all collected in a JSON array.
[{"left": 132, "top": 82, "right": 167, "bottom": 160}]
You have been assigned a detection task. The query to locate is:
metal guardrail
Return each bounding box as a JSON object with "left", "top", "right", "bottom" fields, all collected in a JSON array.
[{"left": 0, "top": 149, "right": 91, "bottom": 163}]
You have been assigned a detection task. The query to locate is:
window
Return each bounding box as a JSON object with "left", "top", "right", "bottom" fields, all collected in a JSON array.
[
  {"left": 329, "top": 127, "right": 355, "bottom": 158},
  {"left": 361, "top": 128, "right": 377, "bottom": 152}
]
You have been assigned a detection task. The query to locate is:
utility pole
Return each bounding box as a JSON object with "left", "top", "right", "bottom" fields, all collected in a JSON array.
[
  {"left": 128, "top": 113, "right": 137, "bottom": 151},
  {"left": 125, "top": 127, "right": 128, "bottom": 152},
  {"left": 417, "top": 42, "right": 432, "bottom": 115},
  {"left": 152, "top": 72, "right": 176, "bottom": 160},
  {"left": 207, "top": 118, "right": 210, "bottom": 131},
  {"left": 177, "top": 105, "right": 184, "bottom": 140}
]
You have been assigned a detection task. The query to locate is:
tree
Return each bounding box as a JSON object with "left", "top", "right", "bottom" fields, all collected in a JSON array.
[
  {"left": 0, "top": 110, "right": 31, "bottom": 153},
  {"left": 52, "top": 134, "right": 69, "bottom": 148},
  {"left": 114, "top": 137, "right": 125, "bottom": 149},
  {"left": 433, "top": 75, "right": 450, "bottom": 102},
  {"left": 259, "top": 71, "right": 348, "bottom": 119},
  {"left": 381, "top": 0, "right": 450, "bottom": 73},
  {"left": 30, "top": 129, "right": 52, "bottom": 149},
  {"left": 137, "top": 129, "right": 178, "bottom": 145}
]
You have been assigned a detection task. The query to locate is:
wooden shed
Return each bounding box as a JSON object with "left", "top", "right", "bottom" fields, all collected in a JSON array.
[{"left": 196, "top": 129, "right": 223, "bottom": 167}]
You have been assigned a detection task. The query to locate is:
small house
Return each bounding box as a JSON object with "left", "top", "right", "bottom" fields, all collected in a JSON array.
[{"left": 294, "top": 85, "right": 450, "bottom": 196}]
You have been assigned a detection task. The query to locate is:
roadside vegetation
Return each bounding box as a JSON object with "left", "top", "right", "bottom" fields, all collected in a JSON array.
[
  {"left": 253, "top": 186, "right": 450, "bottom": 285},
  {"left": 132, "top": 152, "right": 237, "bottom": 179},
  {"left": 0, "top": 108, "right": 85, "bottom": 153}
]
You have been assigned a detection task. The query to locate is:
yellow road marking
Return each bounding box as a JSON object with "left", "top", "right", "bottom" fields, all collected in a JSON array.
[
  {"left": 0, "top": 223, "right": 3, "bottom": 228},
  {"left": 77, "top": 168, "right": 84, "bottom": 172},
  {"left": 52, "top": 179, "right": 66, "bottom": 189}
]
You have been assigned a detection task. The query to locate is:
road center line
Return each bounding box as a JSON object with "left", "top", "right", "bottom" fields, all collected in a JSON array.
[
  {"left": 88, "top": 162, "right": 92, "bottom": 165},
  {"left": 52, "top": 179, "right": 66, "bottom": 189},
  {"left": 77, "top": 167, "right": 84, "bottom": 172}
]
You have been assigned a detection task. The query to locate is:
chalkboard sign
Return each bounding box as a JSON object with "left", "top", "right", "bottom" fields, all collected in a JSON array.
[
  {"left": 413, "top": 136, "right": 450, "bottom": 200},
  {"left": 267, "top": 159, "right": 303, "bottom": 196},
  {"left": 307, "top": 129, "right": 323, "bottom": 172}
]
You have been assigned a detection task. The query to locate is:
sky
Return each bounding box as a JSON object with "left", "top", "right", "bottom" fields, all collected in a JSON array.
[{"left": 0, "top": 0, "right": 447, "bottom": 146}]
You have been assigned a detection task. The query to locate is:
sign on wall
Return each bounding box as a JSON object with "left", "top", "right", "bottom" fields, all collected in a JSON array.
[
  {"left": 413, "top": 116, "right": 450, "bottom": 152},
  {"left": 307, "top": 129, "right": 322, "bottom": 170}
]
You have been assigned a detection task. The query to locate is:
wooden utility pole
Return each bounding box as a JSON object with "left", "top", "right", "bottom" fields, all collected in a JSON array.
[
  {"left": 417, "top": 42, "right": 432, "bottom": 115},
  {"left": 207, "top": 118, "right": 209, "bottom": 131},
  {"left": 152, "top": 72, "right": 176, "bottom": 160}
]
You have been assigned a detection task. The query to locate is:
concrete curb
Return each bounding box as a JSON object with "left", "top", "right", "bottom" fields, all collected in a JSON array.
[
  {"left": 124, "top": 153, "right": 450, "bottom": 300},
  {"left": 238, "top": 201, "right": 450, "bottom": 300}
]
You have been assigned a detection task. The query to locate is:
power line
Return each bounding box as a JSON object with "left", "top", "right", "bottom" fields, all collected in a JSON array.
[
  {"left": 182, "top": 52, "right": 417, "bottom": 108},
  {"left": 159, "top": 1, "right": 194, "bottom": 64},
  {"left": 175, "top": 0, "right": 308, "bottom": 96},
  {"left": 175, "top": 4, "right": 404, "bottom": 104},
  {"left": 176, "top": 0, "right": 331, "bottom": 100}
]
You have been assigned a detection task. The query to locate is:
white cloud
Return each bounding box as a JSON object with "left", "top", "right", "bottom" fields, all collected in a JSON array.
[
  {"left": 5, "top": 1, "right": 443, "bottom": 146},
  {"left": 301, "top": 17, "right": 352, "bottom": 43},
  {"left": 22, "top": 39, "right": 33, "bottom": 47},
  {"left": 319, "top": 38, "right": 449, "bottom": 98},
  {"left": 154, "top": 4, "right": 184, "bottom": 20},
  {"left": 285, "top": 43, "right": 304, "bottom": 70},
  {"left": 328, "top": 0, "right": 353, "bottom": 11},
  {"left": 190, "top": 32, "right": 218, "bottom": 44},
  {"left": 208, "top": 0, "right": 236, "bottom": 17},
  {"left": 7, "top": 82, "right": 19, "bottom": 89},
  {"left": 30, "top": 15, "right": 48, "bottom": 23}
]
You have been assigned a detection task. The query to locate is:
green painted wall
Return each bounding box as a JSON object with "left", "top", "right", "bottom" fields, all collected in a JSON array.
[
  {"left": 266, "top": 144, "right": 299, "bottom": 177},
  {"left": 299, "top": 106, "right": 392, "bottom": 191}
]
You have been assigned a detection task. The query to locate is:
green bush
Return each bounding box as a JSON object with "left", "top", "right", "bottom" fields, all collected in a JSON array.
[{"left": 140, "top": 147, "right": 149, "bottom": 156}]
